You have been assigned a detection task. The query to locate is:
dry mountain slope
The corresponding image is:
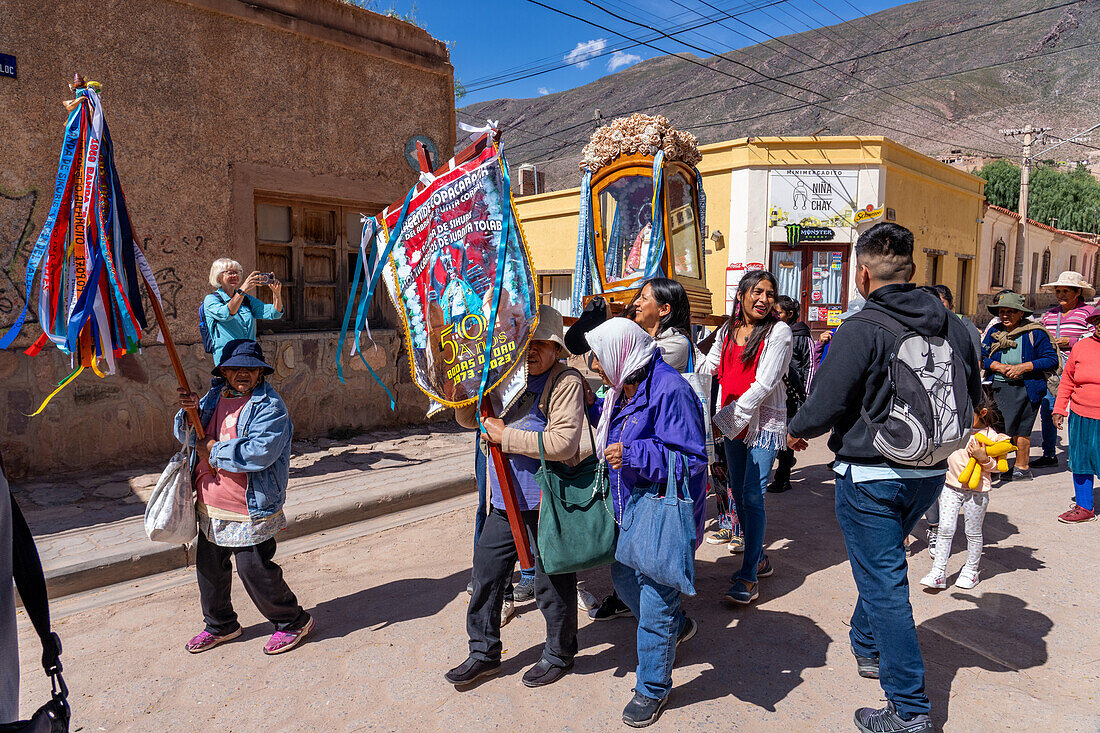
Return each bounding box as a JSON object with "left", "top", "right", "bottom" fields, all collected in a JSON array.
[{"left": 460, "top": 0, "right": 1100, "bottom": 190}]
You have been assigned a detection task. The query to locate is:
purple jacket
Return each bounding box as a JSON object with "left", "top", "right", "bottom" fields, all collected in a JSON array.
[{"left": 593, "top": 353, "right": 709, "bottom": 547}]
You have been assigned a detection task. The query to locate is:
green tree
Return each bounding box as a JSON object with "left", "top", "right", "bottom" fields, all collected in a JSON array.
[
  {"left": 976, "top": 160, "right": 1100, "bottom": 234},
  {"left": 976, "top": 159, "right": 1020, "bottom": 211}
]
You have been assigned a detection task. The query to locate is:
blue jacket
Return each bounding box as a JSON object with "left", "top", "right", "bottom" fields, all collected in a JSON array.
[
  {"left": 203, "top": 290, "right": 282, "bottom": 365},
  {"left": 174, "top": 381, "right": 293, "bottom": 519},
  {"left": 981, "top": 322, "right": 1058, "bottom": 404},
  {"left": 593, "top": 353, "right": 708, "bottom": 547}
]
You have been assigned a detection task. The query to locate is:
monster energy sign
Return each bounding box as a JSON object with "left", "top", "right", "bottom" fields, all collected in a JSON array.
[{"left": 785, "top": 224, "right": 835, "bottom": 244}]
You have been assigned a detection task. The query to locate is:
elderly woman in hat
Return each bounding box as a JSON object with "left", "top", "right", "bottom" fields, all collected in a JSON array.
[
  {"left": 1052, "top": 308, "right": 1100, "bottom": 523},
  {"left": 982, "top": 293, "right": 1059, "bottom": 480},
  {"left": 445, "top": 305, "right": 587, "bottom": 690},
  {"left": 1034, "top": 271, "right": 1097, "bottom": 468},
  {"left": 175, "top": 339, "right": 313, "bottom": 656}
]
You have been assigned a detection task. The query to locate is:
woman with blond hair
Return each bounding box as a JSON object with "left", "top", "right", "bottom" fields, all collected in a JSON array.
[{"left": 203, "top": 258, "right": 283, "bottom": 364}]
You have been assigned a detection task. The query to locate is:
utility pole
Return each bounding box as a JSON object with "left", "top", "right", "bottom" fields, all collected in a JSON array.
[{"left": 1001, "top": 125, "right": 1050, "bottom": 292}]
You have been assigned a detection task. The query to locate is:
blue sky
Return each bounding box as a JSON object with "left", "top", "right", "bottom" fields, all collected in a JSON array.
[{"left": 374, "top": 0, "right": 912, "bottom": 106}]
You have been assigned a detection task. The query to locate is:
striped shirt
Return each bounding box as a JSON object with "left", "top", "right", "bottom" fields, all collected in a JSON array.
[{"left": 1040, "top": 303, "right": 1096, "bottom": 350}]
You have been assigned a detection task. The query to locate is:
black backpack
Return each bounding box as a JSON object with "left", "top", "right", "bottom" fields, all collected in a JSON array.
[{"left": 849, "top": 309, "right": 973, "bottom": 467}]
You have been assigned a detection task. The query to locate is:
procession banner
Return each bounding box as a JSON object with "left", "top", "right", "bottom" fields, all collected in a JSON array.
[{"left": 376, "top": 142, "right": 539, "bottom": 407}]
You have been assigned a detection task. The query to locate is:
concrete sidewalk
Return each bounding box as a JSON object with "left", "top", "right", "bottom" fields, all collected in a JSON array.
[{"left": 11, "top": 424, "right": 477, "bottom": 598}]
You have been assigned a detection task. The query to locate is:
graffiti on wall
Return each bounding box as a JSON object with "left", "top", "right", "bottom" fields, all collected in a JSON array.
[
  {"left": 144, "top": 234, "right": 204, "bottom": 256},
  {"left": 0, "top": 188, "right": 40, "bottom": 323}
]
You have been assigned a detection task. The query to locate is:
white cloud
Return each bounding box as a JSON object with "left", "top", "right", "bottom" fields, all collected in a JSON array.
[
  {"left": 564, "top": 39, "right": 607, "bottom": 69},
  {"left": 607, "top": 51, "right": 642, "bottom": 72},
  {"left": 538, "top": 87, "right": 552, "bottom": 96}
]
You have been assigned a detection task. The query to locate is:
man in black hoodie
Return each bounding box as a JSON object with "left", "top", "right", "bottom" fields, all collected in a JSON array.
[
  {"left": 788, "top": 223, "right": 982, "bottom": 733},
  {"left": 769, "top": 295, "right": 813, "bottom": 493}
]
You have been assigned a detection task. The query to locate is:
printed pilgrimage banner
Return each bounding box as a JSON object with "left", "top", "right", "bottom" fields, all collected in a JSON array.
[{"left": 379, "top": 143, "right": 538, "bottom": 407}]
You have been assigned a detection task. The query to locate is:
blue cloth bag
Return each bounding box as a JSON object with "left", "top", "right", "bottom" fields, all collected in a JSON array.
[{"left": 614, "top": 450, "right": 697, "bottom": 596}]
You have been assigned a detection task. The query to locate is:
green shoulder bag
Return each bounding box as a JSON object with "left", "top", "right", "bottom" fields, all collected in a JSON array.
[{"left": 535, "top": 423, "right": 616, "bottom": 576}]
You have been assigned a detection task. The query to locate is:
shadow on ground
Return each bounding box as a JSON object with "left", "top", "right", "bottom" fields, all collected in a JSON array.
[{"left": 920, "top": 592, "right": 1051, "bottom": 728}]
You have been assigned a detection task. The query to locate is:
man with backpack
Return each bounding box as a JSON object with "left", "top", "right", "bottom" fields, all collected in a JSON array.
[{"left": 787, "top": 223, "right": 982, "bottom": 733}]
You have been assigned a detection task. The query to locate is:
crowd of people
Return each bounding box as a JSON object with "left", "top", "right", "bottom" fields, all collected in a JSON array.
[{"left": 5, "top": 226, "right": 1096, "bottom": 730}]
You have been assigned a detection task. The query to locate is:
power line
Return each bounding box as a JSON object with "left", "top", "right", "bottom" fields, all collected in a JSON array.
[
  {"left": 677, "top": 0, "right": 1011, "bottom": 150},
  {"left": 501, "top": 32, "right": 1100, "bottom": 163}
]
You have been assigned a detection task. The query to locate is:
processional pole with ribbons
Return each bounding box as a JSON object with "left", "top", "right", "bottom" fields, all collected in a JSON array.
[{"left": 0, "top": 74, "right": 203, "bottom": 437}]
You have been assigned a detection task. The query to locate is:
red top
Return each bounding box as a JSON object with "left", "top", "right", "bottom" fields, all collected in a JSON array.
[
  {"left": 1054, "top": 336, "right": 1100, "bottom": 420},
  {"left": 717, "top": 338, "right": 760, "bottom": 408}
]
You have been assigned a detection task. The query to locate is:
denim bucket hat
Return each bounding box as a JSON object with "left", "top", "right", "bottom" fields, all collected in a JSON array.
[{"left": 214, "top": 339, "right": 275, "bottom": 375}]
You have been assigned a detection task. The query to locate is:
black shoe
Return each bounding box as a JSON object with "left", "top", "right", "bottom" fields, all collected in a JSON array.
[
  {"left": 855, "top": 655, "right": 880, "bottom": 679},
  {"left": 1031, "top": 455, "right": 1058, "bottom": 468},
  {"left": 677, "top": 616, "right": 697, "bottom": 646},
  {"left": 1012, "top": 467, "right": 1034, "bottom": 481},
  {"left": 767, "top": 480, "right": 793, "bottom": 493},
  {"left": 521, "top": 657, "right": 573, "bottom": 688},
  {"left": 444, "top": 656, "right": 501, "bottom": 686},
  {"left": 589, "top": 594, "right": 632, "bottom": 621},
  {"left": 757, "top": 554, "right": 774, "bottom": 578},
  {"left": 513, "top": 575, "right": 536, "bottom": 603},
  {"left": 622, "top": 691, "right": 667, "bottom": 728},
  {"left": 723, "top": 579, "right": 759, "bottom": 605},
  {"left": 854, "top": 702, "right": 932, "bottom": 732}
]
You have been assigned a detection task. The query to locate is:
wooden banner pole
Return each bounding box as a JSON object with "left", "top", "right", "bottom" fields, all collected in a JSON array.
[
  {"left": 139, "top": 270, "right": 205, "bottom": 440},
  {"left": 480, "top": 403, "right": 535, "bottom": 568}
]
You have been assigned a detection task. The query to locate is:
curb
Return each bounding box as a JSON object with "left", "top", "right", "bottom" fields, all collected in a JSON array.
[{"left": 40, "top": 469, "right": 476, "bottom": 600}]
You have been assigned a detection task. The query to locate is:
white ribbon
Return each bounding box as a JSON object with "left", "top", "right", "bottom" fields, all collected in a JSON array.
[{"left": 458, "top": 119, "right": 499, "bottom": 144}]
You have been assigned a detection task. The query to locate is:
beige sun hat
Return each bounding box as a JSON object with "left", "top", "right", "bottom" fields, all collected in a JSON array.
[
  {"left": 1042, "top": 270, "right": 1096, "bottom": 300},
  {"left": 531, "top": 304, "right": 566, "bottom": 351}
]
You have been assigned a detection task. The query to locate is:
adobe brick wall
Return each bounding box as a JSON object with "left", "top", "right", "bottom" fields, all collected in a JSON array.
[{"left": 0, "top": 0, "right": 455, "bottom": 476}]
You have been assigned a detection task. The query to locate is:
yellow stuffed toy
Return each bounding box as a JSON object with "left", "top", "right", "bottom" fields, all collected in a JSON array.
[{"left": 958, "top": 433, "right": 1016, "bottom": 490}]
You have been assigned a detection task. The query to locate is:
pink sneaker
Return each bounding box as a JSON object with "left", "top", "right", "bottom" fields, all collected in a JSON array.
[
  {"left": 264, "top": 615, "right": 315, "bottom": 655},
  {"left": 185, "top": 627, "right": 242, "bottom": 653},
  {"left": 1058, "top": 505, "right": 1096, "bottom": 524}
]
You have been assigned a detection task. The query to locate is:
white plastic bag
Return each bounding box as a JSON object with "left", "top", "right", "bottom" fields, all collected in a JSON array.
[{"left": 144, "top": 436, "right": 197, "bottom": 544}]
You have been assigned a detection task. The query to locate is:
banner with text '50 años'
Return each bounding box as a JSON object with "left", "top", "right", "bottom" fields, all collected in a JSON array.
[{"left": 343, "top": 139, "right": 538, "bottom": 409}]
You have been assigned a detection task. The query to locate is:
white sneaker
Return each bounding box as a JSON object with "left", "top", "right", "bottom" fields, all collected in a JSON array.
[
  {"left": 920, "top": 571, "right": 947, "bottom": 589},
  {"left": 954, "top": 568, "right": 980, "bottom": 589},
  {"left": 501, "top": 597, "right": 515, "bottom": 626},
  {"left": 577, "top": 586, "right": 599, "bottom": 611}
]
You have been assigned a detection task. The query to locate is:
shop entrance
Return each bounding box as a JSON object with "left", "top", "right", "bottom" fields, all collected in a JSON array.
[{"left": 770, "top": 244, "right": 850, "bottom": 330}]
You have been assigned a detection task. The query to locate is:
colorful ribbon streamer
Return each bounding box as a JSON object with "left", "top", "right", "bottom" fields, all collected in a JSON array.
[{"left": 0, "top": 85, "right": 154, "bottom": 411}]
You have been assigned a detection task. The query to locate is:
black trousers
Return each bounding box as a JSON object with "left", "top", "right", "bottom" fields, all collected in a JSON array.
[
  {"left": 468, "top": 508, "right": 577, "bottom": 666},
  {"left": 196, "top": 532, "right": 308, "bottom": 635},
  {"left": 773, "top": 448, "right": 796, "bottom": 485}
]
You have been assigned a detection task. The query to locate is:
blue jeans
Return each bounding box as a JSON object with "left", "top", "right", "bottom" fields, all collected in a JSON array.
[
  {"left": 1039, "top": 391, "right": 1058, "bottom": 457},
  {"left": 834, "top": 468, "right": 944, "bottom": 717},
  {"left": 611, "top": 561, "right": 686, "bottom": 701},
  {"left": 723, "top": 438, "right": 778, "bottom": 584}
]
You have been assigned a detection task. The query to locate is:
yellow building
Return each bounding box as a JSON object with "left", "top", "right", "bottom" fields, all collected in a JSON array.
[{"left": 516, "top": 136, "right": 986, "bottom": 325}]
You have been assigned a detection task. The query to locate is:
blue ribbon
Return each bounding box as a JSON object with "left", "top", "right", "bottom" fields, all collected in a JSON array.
[
  {"left": 335, "top": 190, "right": 414, "bottom": 409},
  {"left": 570, "top": 171, "right": 596, "bottom": 317},
  {"left": 0, "top": 106, "right": 82, "bottom": 349},
  {"left": 643, "top": 151, "right": 666, "bottom": 280},
  {"left": 473, "top": 154, "right": 516, "bottom": 429}
]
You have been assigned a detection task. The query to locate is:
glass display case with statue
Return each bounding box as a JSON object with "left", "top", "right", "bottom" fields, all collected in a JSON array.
[{"left": 571, "top": 114, "right": 712, "bottom": 321}]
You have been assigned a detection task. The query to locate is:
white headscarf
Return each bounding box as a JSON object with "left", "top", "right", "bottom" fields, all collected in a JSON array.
[{"left": 585, "top": 318, "right": 658, "bottom": 458}]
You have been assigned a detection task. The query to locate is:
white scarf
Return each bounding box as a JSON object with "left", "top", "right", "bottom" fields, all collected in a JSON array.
[{"left": 585, "top": 318, "right": 658, "bottom": 458}]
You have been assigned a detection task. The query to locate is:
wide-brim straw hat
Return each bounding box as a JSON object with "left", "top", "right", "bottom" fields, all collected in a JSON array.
[
  {"left": 987, "top": 291, "right": 1032, "bottom": 316},
  {"left": 531, "top": 304, "right": 566, "bottom": 352},
  {"left": 1041, "top": 270, "right": 1096, "bottom": 301}
]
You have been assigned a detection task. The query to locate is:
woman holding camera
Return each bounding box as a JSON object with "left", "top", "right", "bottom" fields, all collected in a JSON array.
[{"left": 204, "top": 259, "right": 283, "bottom": 364}]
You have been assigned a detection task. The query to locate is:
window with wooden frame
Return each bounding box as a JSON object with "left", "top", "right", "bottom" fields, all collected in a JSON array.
[
  {"left": 991, "top": 239, "right": 1006, "bottom": 288},
  {"left": 1041, "top": 248, "right": 1052, "bottom": 286},
  {"left": 254, "top": 198, "right": 387, "bottom": 332}
]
